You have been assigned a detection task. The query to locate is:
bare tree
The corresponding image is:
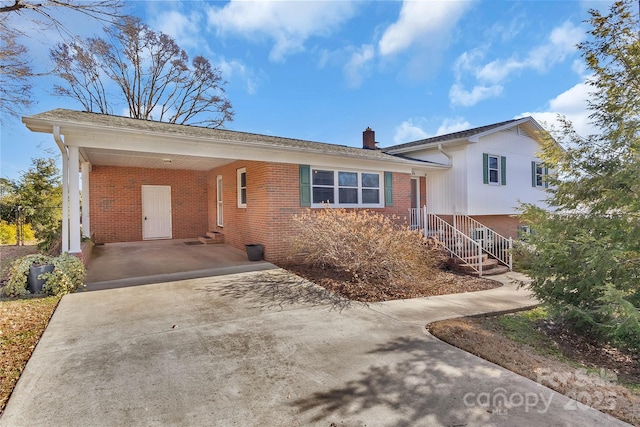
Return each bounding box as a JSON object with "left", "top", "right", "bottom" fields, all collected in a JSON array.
[
  {"left": 0, "top": 0, "right": 123, "bottom": 123},
  {"left": 50, "top": 17, "right": 234, "bottom": 128},
  {"left": 0, "top": 30, "right": 33, "bottom": 119}
]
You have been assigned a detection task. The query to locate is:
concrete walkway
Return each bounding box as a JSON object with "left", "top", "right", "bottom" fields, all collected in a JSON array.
[{"left": 0, "top": 269, "right": 629, "bottom": 426}]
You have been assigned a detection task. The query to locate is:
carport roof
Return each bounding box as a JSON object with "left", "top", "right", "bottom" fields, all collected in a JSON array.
[{"left": 23, "top": 109, "right": 447, "bottom": 169}]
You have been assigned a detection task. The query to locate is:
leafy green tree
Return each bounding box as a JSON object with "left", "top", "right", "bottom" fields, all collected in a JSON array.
[
  {"left": 520, "top": 0, "right": 640, "bottom": 351},
  {"left": 0, "top": 177, "right": 19, "bottom": 223},
  {"left": 16, "top": 158, "right": 63, "bottom": 251}
]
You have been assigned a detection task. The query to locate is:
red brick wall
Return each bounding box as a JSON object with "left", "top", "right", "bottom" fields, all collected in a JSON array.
[
  {"left": 208, "top": 162, "right": 413, "bottom": 263},
  {"left": 90, "top": 166, "right": 208, "bottom": 243},
  {"left": 470, "top": 215, "right": 522, "bottom": 240}
]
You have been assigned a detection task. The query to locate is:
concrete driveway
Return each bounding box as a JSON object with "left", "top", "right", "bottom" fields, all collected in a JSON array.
[{"left": 0, "top": 269, "right": 628, "bottom": 426}]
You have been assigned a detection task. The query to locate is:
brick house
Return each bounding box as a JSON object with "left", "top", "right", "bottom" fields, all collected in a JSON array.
[{"left": 22, "top": 109, "right": 550, "bottom": 273}]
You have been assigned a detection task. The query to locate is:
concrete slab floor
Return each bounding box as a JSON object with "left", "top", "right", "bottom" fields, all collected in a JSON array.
[
  {"left": 85, "top": 239, "right": 271, "bottom": 288},
  {"left": 0, "top": 269, "right": 629, "bottom": 427}
]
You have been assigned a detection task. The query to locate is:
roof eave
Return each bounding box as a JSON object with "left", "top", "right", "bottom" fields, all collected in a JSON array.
[{"left": 23, "top": 114, "right": 448, "bottom": 170}]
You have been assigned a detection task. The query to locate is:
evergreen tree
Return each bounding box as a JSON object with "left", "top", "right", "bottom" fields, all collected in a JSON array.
[{"left": 521, "top": 0, "right": 640, "bottom": 351}]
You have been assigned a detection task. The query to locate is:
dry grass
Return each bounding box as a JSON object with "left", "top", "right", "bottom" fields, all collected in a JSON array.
[
  {"left": 429, "top": 314, "right": 640, "bottom": 426},
  {"left": 0, "top": 296, "right": 60, "bottom": 413}
]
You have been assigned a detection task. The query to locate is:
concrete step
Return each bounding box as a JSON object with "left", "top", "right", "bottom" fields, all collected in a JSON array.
[
  {"left": 467, "top": 264, "right": 511, "bottom": 276},
  {"left": 202, "top": 231, "right": 225, "bottom": 244}
]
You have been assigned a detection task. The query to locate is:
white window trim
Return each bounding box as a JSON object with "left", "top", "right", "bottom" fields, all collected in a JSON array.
[
  {"left": 487, "top": 154, "right": 501, "bottom": 185},
  {"left": 310, "top": 168, "right": 384, "bottom": 208},
  {"left": 216, "top": 175, "right": 223, "bottom": 227},
  {"left": 237, "top": 168, "right": 246, "bottom": 208},
  {"left": 534, "top": 162, "right": 546, "bottom": 188}
]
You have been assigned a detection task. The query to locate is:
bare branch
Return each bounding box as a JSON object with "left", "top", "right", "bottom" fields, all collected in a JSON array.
[{"left": 50, "top": 17, "right": 233, "bottom": 128}]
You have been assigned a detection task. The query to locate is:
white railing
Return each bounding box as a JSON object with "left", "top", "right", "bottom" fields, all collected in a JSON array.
[
  {"left": 409, "top": 207, "right": 421, "bottom": 230},
  {"left": 423, "top": 206, "right": 484, "bottom": 276},
  {"left": 453, "top": 213, "right": 512, "bottom": 270}
]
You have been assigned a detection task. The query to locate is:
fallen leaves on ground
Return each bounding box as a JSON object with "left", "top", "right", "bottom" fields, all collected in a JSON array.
[
  {"left": 429, "top": 316, "right": 640, "bottom": 426},
  {"left": 0, "top": 296, "right": 59, "bottom": 414},
  {"left": 283, "top": 263, "right": 499, "bottom": 302}
]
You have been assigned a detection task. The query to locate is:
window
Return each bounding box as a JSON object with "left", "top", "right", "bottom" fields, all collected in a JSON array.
[
  {"left": 531, "top": 161, "right": 549, "bottom": 188},
  {"left": 488, "top": 155, "right": 499, "bottom": 184},
  {"left": 311, "top": 169, "right": 382, "bottom": 207},
  {"left": 216, "top": 175, "right": 223, "bottom": 227},
  {"left": 237, "top": 168, "right": 246, "bottom": 208},
  {"left": 483, "top": 153, "right": 506, "bottom": 185}
]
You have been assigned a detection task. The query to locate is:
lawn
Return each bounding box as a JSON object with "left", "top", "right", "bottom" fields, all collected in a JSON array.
[
  {"left": 0, "top": 244, "right": 61, "bottom": 414},
  {"left": 0, "top": 296, "right": 60, "bottom": 413},
  {"left": 429, "top": 308, "right": 640, "bottom": 426}
]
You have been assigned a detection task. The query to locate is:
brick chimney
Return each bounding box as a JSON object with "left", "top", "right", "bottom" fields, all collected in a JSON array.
[{"left": 363, "top": 127, "right": 377, "bottom": 150}]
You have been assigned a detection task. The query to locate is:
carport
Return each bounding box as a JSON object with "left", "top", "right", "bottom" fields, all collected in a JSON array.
[{"left": 84, "top": 239, "right": 275, "bottom": 291}]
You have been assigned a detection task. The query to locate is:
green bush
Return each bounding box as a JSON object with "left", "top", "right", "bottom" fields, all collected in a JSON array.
[
  {"left": 0, "top": 221, "right": 15, "bottom": 244},
  {"left": 0, "top": 221, "right": 35, "bottom": 245},
  {"left": 289, "top": 208, "right": 443, "bottom": 295},
  {"left": 1, "top": 253, "right": 86, "bottom": 297}
]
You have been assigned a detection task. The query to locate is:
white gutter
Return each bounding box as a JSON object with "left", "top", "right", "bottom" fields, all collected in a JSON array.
[
  {"left": 437, "top": 143, "right": 452, "bottom": 166},
  {"left": 53, "top": 126, "right": 69, "bottom": 253}
]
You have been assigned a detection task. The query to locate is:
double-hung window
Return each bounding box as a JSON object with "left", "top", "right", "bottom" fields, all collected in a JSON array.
[
  {"left": 483, "top": 153, "right": 506, "bottom": 186},
  {"left": 311, "top": 169, "right": 382, "bottom": 207},
  {"left": 531, "top": 161, "right": 549, "bottom": 188}
]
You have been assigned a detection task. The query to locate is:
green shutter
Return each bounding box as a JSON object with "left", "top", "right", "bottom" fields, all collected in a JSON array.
[
  {"left": 482, "top": 153, "right": 489, "bottom": 184},
  {"left": 299, "top": 165, "right": 311, "bottom": 207},
  {"left": 531, "top": 161, "right": 537, "bottom": 187},
  {"left": 384, "top": 172, "right": 393, "bottom": 206},
  {"left": 544, "top": 165, "right": 549, "bottom": 188},
  {"left": 500, "top": 156, "right": 507, "bottom": 185}
]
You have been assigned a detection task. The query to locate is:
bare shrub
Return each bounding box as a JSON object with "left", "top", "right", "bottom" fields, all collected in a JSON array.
[{"left": 288, "top": 208, "right": 444, "bottom": 299}]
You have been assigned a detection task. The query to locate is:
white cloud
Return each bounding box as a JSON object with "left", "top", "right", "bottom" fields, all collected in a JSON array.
[
  {"left": 393, "top": 116, "right": 471, "bottom": 144},
  {"left": 218, "top": 58, "right": 264, "bottom": 95},
  {"left": 343, "top": 44, "right": 375, "bottom": 88},
  {"left": 435, "top": 117, "right": 471, "bottom": 136},
  {"left": 150, "top": 10, "right": 203, "bottom": 50},
  {"left": 519, "top": 80, "right": 597, "bottom": 138},
  {"left": 450, "top": 21, "right": 584, "bottom": 107},
  {"left": 378, "top": 1, "right": 470, "bottom": 57},
  {"left": 449, "top": 83, "right": 503, "bottom": 108},
  {"left": 394, "top": 119, "right": 429, "bottom": 144},
  {"left": 206, "top": 0, "right": 358, "bottom": 62}
]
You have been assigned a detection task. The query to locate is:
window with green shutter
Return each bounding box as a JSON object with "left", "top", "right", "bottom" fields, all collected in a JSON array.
[
  {"left": 299, "top": 165, "right": 311, "bottom": 207},
  {"left": 483, "top": 154, "right": 506, "bottom": 185},
  {"left": 303, "top": 167, "right": 385, "bottom": 207},
  {"left": 531, "top": 161, "right": 549, "bottom": 188}
]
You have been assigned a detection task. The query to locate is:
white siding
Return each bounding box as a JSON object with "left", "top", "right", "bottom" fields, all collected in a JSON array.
[
  {"left": 402, "top": 126, "right": 550, "bottom": 215},
  {"left": 423, "top": 146, "right": 467, "bottom": 214},
  {"left": 466, "top": 130, "right": 549, "bottom": 215}
]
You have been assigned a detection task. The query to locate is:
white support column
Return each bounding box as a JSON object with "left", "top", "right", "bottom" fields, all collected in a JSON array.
[
  {"left": 68, "top": 146, "right": 82, "bottom": 254},
  {"left": 54, "top": 126, "right": 70, "bottom": 254},
  {"left": 81, "top": 162, "right": 91, "bottom": 238}
]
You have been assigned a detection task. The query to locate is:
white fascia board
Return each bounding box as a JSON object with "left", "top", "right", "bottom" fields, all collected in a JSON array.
[
  {"left": 384, "top": 138, "right": 468, "bottom": 155},
  {"left": 25, "top": 117, "right": 447, "bottom": 173},
  {"left": 467, "top": 117, "right": 542, "bottom": 143}
]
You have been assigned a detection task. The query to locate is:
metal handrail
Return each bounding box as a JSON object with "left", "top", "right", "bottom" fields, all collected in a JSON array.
[
  {"left": 424, "top": 207, "right": 484, "bottom": 276},
  {"left": 454, "top": 213, "right": 512, "bottom": 270}
]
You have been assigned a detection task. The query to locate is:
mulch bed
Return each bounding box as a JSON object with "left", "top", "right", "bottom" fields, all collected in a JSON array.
[
  {"left": 282, "top": 263, "right": 500, "bottom": 302},
  {"left": 429, "top": 316, "right": 640, "bottom": 426}
]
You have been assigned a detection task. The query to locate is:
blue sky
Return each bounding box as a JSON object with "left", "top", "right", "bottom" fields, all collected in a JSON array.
[{"left": 1, "top": 1, "right": 606, "bottom": 181}]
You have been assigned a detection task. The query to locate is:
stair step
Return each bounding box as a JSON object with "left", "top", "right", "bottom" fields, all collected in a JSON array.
[
  {"left": 203, "top": 231, "right": 225, "bottom": 243},
  {"left": 450, "top": 253, "right": 489, "bottom": 264},
  {"left": 467, "top": 265, "right": 511, "bottom": 276}
]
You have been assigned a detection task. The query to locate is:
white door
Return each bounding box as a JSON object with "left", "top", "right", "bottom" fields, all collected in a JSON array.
[{"left": 142, "top": 185, "right": 172, "bottom": 240}]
